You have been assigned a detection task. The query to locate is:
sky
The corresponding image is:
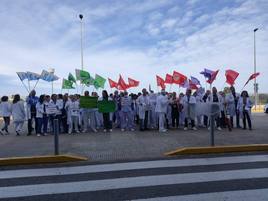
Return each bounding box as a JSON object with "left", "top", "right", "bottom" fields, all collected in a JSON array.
[{"left": 0, "top": 0, "right": 268, "bottom": 96}]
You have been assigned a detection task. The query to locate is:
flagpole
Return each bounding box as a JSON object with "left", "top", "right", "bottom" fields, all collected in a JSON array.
[
  {"left": 79, "top": 14, "right": 84, "bottom": 70},
  {"left": 33, "top": 79, "right": 39, "bottom": 90},
  {"left": 21, "top": 81, "right": 30, "bottom": 93},
  {"left": 28, "top": 80, "right": 31, "bottom": 92},
  {"left": 253, "top": 28, "right": 258, "bottom": 110}
]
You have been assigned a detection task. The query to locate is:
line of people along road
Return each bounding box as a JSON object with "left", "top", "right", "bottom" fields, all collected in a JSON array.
[{"left": 0, "top": 86, "right": 253, "bottom": 136}]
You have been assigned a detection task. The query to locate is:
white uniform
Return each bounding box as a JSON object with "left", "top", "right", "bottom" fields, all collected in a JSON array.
[
  {"left": 148, "top": 93, "right": 157, "bottom": 128},
  {"left": 155, "top": 94, "right": 169, "bottom": 132},
  {"left": 65, "top": 100, "right": 80, "bottom": 133},
  {"left": 12, "top": 101, "right": 26, "bottom": 133},
  {"left": 0, "top": 102, "right": 11, "bottom": 117},
  {"left": 136, "top": 94, "right": 150, "bottom": 130}
]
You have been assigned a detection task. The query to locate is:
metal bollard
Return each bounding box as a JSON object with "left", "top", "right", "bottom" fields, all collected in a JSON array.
[
  {"left": 53, "top": 118, "right": 59, "bottom": 155},
  {"left": 210, "top": 115, "right": 215, "bottom": 146}
]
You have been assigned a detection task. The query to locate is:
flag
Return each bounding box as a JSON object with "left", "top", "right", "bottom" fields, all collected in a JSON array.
[
  {"left": 182, "top": 79, "right": 189, "bottom": 88},
  {"left": 40, "top": 70, "right": 59, "bottom": 82},
  {"left": 225, "top": 69, "right": 239, "bottom": 86},
  {"left": 16, "top": 72, "right": 28, "bottom": 81},
  {"left": 75, "top": 69, "right": 90, "bottom": 83},
  {"left": 189, "top": 79, "right": 199, "bottom": 90},
  {"left": 84, "top": 77, "right": 95, "bottom": 86},
  {"left": 94, "top": 74, "right": 106, "bottom": 89},
  {"left": 128, "top": 77, "right": 139, "bottom": 88},
  {"left": 68, "top": 73, "right": 76, "bottom": 83},
  {"left": 108, "top": 78, "right": 118, "bottom": 88},
  {"left": 118, "top": 75, "right": 129, "bottom": 91},
  {"left": 200, "top": 68, "right": 219, "bottom": 84},
  {"left": 200, "top": 68, "right": 214, "bottom": 79},
  {"left": 244, "top": 72, "right": 260, "bottom": 86},
  {"left": 156, "top": 75, "right": 166, "bottom": 89},
  {"left": 26, "top": 71, "right": 40, "bottom": 81},
  {"left": 165, "top": 73, "right": 173, "bottom": 84},
  {"left": 173, "top": 71, "right": 187, "bottom": 85},
  {"left": 62, "top": 79, "right": 74, "bottom": 89},
  {"left": 190, "top": 76, "right": 201, "bottom": 86},
  {"left": 207, "top": 70, "right": 219, "bottom": 84}
]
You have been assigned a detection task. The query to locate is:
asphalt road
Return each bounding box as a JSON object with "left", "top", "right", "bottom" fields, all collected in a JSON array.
[
  {"left": 0, "top": 113, "right": 267, "bottom": 162},
  {"left": 0, "top": 153, "right": 268, "bottom": 201}
]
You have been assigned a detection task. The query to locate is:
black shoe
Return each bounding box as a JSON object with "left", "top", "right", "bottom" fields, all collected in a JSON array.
[
  {"left": 16, "top": 131, "right": 20, "bottom": 136},
  {"left": 0, "top": 131, "right": 3, "bottom": 135},
  {"left": 27, "top": 133, "right": 32, "bottom": 136}
]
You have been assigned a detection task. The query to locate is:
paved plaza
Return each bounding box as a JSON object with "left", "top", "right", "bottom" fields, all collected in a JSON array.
[{"left": 0, "top": 113, "right": 267, "bottom": 162}]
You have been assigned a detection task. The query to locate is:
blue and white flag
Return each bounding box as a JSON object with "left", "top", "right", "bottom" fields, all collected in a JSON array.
[
  {"left": 16, "top": 72, "right": 28, "bottom": 81},
  {"left": 26, "top": 71, "right": 41, "bottom": 81},
  {"left": 40, "top": 70, "right": 59, "bottom": 82},
  {"left": 190, "top": 76, "right": 201, "bottom": 86}
]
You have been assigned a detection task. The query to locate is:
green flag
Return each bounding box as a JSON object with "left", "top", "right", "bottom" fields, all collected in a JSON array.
[
  {"left": 68, "top": 73, "right": 76, "bottom": 83},
  {"left": 62, "top": 79, "right": 74, "bottom": 89},
  {"left": 75, "top": 69, "right": 90, "bottom": 83},
  {"left": 94, "top": 74, "right": 106, "bottom": 88},
  {"left": 85, "top": 77, "right": 95, "bottom": 87}
]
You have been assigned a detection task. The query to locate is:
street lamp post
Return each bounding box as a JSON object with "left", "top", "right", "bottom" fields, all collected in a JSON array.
[
  {"left": 253, "top": 28, "right": 258, "bottom": 109},
  {"left": 79, "top": 14, "right": 84, "bottom": 70}
]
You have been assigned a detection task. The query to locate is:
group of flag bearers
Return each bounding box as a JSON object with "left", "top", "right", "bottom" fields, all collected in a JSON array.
[{"left": 0, "top": 68, "right": 259, "bottom": 135}]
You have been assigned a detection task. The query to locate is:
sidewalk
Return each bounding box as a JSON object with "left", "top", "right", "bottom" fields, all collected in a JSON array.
[{"left": 0, "top": 113, "right": 267, "bottom": 162}]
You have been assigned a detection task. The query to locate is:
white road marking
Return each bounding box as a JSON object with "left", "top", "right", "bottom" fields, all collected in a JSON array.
[
  {"left": 1, "top": 154, "right": 268, "bottom": 179},
  {"left": 133, "top": 188, "right": 268, "bottom": 201},
  {"left": 0, "top": 168, "right": 267, "bottom": 198}
]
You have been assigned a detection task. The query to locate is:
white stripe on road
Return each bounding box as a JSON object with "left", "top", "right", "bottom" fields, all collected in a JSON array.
[
  {"left": 0, "top": 168, "right": 267, "bottom": 198},
  {"left": 133, "top": 188, "right": 268, "bottom": 201},
  {"left": 1, "top": 154, "right": 268, "bottom": 179}
]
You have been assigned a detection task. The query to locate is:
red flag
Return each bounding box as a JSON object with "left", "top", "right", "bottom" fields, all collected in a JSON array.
[
  {"left": 108, "top": 78, "right": 118, "bottom": 88},
  {"left": 117, "top": 75, "right": 128, "bottom": 91},
  {"left": 128, "top": 77, "right": 139, "bottom": 88},
  {"left": 173, "top": 71, "right": 187, "bottom": 85},
  {"left": 207, "top": 70, "right": 219, "bottom": 84},
  {"left": 156, "top": 75, "right": 166, "bottom": 89},
  {"left": 165, "top": 73, "right": 173, "bottom": 84},
  {"left": 244, "top": 72, "right": 260, "bottom": 86},
  {"left": 225, "top": 69, "right": 239, "bottom": 86},
  {"left": 189, "top": 79, "right": 198, "bottom": 90}
]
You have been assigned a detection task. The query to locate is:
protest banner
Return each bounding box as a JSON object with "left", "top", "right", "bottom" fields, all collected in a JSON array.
[{"left": 80, "top": 96, "right": 98, "bottom": 108}]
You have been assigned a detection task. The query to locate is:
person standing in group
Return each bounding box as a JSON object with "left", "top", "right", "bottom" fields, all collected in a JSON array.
[
  {"left": 120, "top": 91, "right": 135, "bottom": 132},
  {"left": 36, "top": 95, "right": 45, "bottom": 136},
  {"left": 56, "top": 94, "right": 64, "bottom": 133},
  {"left": 99, "top": 90, "right": 113, "bottom": 132},
  {"left": 43, "top": 95, "right": 50, "bottom": 134},
  {"left": 0, "top": 96, "right": 11, "bottom": 135},
  {"left": 82, "top": 91, "right": 97, "bottom": 133},
  {"left": 46, "top": 94, "right": 59, "bottom": 134},
  {"left": 137, "top": 88, "right": 150, "bottom": 131},
  {"left": 11, "top": 94, "right": 26, "bottom": 136},
  {"left": 148, "top": 91, "right": 157, "bottom": 129},
  {"left": 223, "top": 87, "right": 235, "bottom": 131},
  {"left": 208, "top": 87, "right": 223, "bottom": 131},
  {"left": 155, "top": 89, "right": 169, "bottom": 133},
  {"left": 113, "top": 90, "right": 121, "bottom": 128},
  {"left": 181, "top": 89, "right": 197, "bottom": 130},
  {"left": 230, "top": 86, "right": 241, "bottom": 128},
  {"left": 237, "top": 91, "right": 252, "bottom": 130},
  {"left": 202, "top": 90, "right": 211, "bottom": 127},
  {"left": 26, "top": 90, "right": 39, "bottom": 136},
  {"left": 61, "top": 94, "right": 69, "bottom": 133},
  {"left": 171, "top": 92, "right": 179, "bottom": 129},
  {"left": 65, "top": 95, "right": 80, "bottom": 134}
]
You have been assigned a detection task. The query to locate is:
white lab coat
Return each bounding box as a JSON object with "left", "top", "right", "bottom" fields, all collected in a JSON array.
[
  {"left": 136, "top": 95, "right": 150, "bottom": 119},
  {"left": 224, "top": 93, "right": 235, "bottom": 116},
  {"left": 237, "top": 97, "right": 252, "bottom": 118},
  {"left": 155, "top": 94, "right": 169, "bottom": 113},
  {"left": 12, "top": 101, "right": 26, "bottom": 122},
  {"left": 181, "top": 95, "right": 196, "bottom": 119},
  {"left": 0, "top": 102, "right": 11, "bottom": 117},
  {"left": 36, "top": 102, "right": 44, "bottom": 118}
]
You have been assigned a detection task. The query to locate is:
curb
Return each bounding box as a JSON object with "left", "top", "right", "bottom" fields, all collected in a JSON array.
[
  {"left": 165, "top": 144, "right": 268, "bottom": 156},
  {"left": 0, "top": 155, "right": 88, "bottom": 166}
]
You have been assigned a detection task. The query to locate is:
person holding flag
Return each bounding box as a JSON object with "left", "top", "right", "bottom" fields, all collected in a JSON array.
[{"left": 26, "top": 90, "right": 39, "bottom": 136}]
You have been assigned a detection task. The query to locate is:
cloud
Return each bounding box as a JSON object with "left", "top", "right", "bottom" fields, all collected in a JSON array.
[{"left": 0, "top": 0, "right": 267, "bottom": 96}]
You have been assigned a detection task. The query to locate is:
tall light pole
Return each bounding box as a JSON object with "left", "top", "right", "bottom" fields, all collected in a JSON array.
[
  {"left": 253, "top": 28, "right": 258, "bottom": 109},
  {"left": 79, "top": 14, "right": 84, "bottom": 70}
]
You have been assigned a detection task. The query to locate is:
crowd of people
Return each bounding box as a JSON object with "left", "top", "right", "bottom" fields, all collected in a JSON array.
[{"left": 0, "top": 86, "right": 253, "bottom": 136}]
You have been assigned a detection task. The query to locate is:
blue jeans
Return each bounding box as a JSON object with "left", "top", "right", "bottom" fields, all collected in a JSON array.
[{"left": 36, "top": 118, "right": 43, "bottom": 134}]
